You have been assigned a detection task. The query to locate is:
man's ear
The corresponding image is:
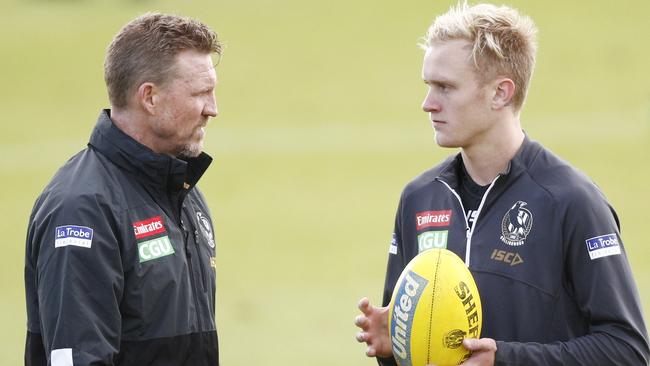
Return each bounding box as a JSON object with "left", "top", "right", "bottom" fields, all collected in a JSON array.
[
  {"left": 136, "top": 82, "right": 158, "bottom": 115},
  {"left": 492, "top": 78, "right": 516, "bottom": 110}
]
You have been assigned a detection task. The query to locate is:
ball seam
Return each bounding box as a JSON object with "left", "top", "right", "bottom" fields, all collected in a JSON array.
[{"left": 426, "top": 249, "right": 442, "bottom": 364}]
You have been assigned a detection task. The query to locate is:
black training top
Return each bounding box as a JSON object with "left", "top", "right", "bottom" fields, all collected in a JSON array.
[
  {"left": 380, "top": 135, "right": 649, "bottom": 366},
  {"left": 25, "top": 110, "right": 219, "bottom": 365}
]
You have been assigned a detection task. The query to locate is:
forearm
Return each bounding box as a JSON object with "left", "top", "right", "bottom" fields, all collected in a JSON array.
[{"left": 495, "top": 332, "right": 649, "bottom": 366}]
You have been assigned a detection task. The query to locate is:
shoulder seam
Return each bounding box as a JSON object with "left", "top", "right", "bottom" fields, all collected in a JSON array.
[{"left": 519, "top": 148, "right": 559, "bottom": 204}]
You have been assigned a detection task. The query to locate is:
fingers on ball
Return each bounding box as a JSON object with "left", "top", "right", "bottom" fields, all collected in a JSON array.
[
  {"left": 357, "top": 297, "right": 370, "bottom": 312},
  {"left": 354, "top": 315, "right": 369, "bottom": 328},
  {"left": 366, "top": 347, "right": 376, "bottom": 357},
  {"left": 355, "top": 332, "right": 366, "bottom": 343}
]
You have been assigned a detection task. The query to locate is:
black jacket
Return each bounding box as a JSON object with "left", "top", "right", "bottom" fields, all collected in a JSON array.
[
  {"left": 381, "top": 136, "right": 649, "bottom": 365},
  {"left": 25, "top": 110, "right": 219, "bottom": 365}
]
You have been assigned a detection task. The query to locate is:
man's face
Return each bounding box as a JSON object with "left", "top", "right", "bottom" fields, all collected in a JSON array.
[
  {"left": 153, "top": 50, "right": 218, "bottom": 158},
  {"left": 421, "top": 39, "right": 495, "bottom": 149}
]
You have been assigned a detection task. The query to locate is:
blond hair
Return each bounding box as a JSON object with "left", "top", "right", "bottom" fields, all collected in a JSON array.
[
  {"left": 425, "top": 2, "right": 537, "bottom": 110},
  {"left": 104, "top": 13, "right": 221, "bottom": 109}
]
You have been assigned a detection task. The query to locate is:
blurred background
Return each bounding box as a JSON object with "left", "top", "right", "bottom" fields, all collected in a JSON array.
[{"left": 1, "top": 0, "right": 649, "bottom": 365}]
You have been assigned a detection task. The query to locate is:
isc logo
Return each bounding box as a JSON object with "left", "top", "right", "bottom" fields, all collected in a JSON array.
[{"left": 490, "top": 249, "right": 523, "bottom": 266}]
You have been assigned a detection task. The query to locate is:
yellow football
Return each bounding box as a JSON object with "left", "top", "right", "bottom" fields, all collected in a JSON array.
[{"left": 388, "top": 248, "right": 482, "bottom": 366}]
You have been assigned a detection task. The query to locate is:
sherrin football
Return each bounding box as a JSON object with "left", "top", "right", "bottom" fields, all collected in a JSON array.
[{"left": 388, "top": 248, "right": 482, "bottom": 366}]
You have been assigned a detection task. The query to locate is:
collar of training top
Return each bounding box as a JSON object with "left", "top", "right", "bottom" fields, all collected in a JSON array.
[
  {"left": 435, "top": 133, "right": 541, "bottom": 190},
  {"left": 87, "top": 109, "right": 213, "bottom": 193}
]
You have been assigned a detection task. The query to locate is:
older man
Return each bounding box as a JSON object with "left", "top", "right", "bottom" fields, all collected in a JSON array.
[
  {"left": 355, "top": 3, "right": 649, "bottom": 366},
  {"left": 25, "top": 13, "right": 221, "bottom": 365}
]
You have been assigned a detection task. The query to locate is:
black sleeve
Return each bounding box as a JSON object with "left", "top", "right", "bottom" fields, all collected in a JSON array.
[
  {"left": 377, "top": 195, "right": 406, "bottom": 366},
  {"left": 25, "top": 193, "right": 124, "bottom": 365},
  {"left": 495, "top": 189, "right": 649, "bottom": 365}
]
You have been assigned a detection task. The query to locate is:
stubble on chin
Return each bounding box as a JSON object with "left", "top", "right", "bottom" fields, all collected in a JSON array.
[
  {"left": 177, "top": 136, "right": 204, "bottom": 159},
  {"left": 177, "top": 125, "right": 207, "bottom": 159},
  {"left": 178, "top": 143, "right": 203, "bottom": 159}
]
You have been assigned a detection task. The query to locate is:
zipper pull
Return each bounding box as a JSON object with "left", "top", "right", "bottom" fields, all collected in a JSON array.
[
  {"left": 180, "top": 220, "right": 190, "bottom": 250},
  {"left": 194, "top": 230, "right": 200, "bottom": 244},
  {"left": 466, "top": 228, "right": 471, "bottom": 239}
]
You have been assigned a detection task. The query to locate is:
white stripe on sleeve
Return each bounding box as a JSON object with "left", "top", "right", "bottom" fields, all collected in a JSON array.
[{"left": 51, "top": 348, "right": 73, "bottom": 366}]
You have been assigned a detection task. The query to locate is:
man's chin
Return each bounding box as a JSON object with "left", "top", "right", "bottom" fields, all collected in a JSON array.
[
  {"left": 434, "top": 134, "right": 457, "bottom": 148},
  {"left": 177, "top": 142, "right": 204, "bottom": 159}
]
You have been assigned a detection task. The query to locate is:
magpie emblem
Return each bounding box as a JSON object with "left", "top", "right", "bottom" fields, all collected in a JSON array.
[{"left": 500, "top": 201, "right": 533, "bottom": 246}]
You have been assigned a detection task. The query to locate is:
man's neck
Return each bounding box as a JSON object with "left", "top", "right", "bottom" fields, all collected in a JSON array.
[
  {"left": 110, "top": 108, "right": 169, "bottom": 156},
  {"left": 460, "top": 125, "right": 525, "bottom": 186}
]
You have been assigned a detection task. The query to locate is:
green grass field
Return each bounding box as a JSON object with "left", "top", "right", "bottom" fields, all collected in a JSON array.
[{"left": 1, "top": 0, "right": 649, "bottom": 364}]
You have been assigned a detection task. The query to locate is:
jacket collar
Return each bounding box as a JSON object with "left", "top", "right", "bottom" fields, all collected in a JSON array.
[
  {"left": 436, "top": 133, "right": 540, "bottom": 189},
  {"left": 88, "top": 109, "right": 212, "bottom": 193}
]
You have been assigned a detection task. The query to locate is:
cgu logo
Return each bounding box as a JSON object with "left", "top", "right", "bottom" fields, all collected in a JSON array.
[
  {"left": 418, "top": 231, "right": 448, "bottom": 252},
  {"left": 490, "top": 249, "right": 524, "bottom": 266},
  {"left": 138, "top": 236, "right": 175, "bottom": 263}
]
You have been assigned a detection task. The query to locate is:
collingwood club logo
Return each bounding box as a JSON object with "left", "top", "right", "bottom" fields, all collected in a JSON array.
[
  {"left": 500, "top": 201, "right": 533, "bottom": 246},
  {"left": 196, "top": 212, "right": 215, "bottom": 248},
  {"left": 443, "top": 329, "right": 466, "bottom": 349}
]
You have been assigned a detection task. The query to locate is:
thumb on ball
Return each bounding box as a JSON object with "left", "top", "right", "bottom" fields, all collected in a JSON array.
[{"left": 462, "top": 338, "right": 480, "bottom": 351}]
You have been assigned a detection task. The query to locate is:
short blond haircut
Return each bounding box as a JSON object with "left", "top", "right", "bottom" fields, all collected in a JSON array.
[{"left": 425, "top": 2, "right": 537, "bottom": 110}]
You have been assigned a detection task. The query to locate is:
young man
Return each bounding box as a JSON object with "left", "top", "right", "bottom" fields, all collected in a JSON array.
[
  {"left": 354, "top": 3, "right": 649, "bottom": 365},
  {"left": 25, "top": 13, "right": 222, "bottom": 365}
]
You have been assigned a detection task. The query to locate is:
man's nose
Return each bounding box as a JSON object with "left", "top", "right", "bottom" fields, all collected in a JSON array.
[
  {"left": 422, "top": 89, "right": 441, "bottom": 113},
  {"left": 204, "top": 97, "right": 218, "bottom": 117}
]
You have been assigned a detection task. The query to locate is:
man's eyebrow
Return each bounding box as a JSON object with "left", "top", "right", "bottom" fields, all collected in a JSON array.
[{"left": 423, "top": 77, "right": 453, "bottom": 85}]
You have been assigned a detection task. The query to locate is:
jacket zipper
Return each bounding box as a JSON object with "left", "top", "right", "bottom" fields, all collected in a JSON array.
[
  {"left": 182, "top": 205, "right": 208, "bottom": 292},
  {"left": 193, "top": 228, "right": 208, "bottom": 291},
  {"left": 180, "top": 217, "right": 203, "bottom": 330},
  {"left": 437, "top": 176, "right": 500, "bottom": 266}
]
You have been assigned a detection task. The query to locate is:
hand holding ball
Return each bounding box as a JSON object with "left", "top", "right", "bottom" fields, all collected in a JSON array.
[{"left": 388, "top": 249, "right": 482, "bottom": 366}]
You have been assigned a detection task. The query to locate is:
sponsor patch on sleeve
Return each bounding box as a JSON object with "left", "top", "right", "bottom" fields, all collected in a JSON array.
[
  {"left": 417, "top": 230, "right": 448, "bottom": 252},
  {"left": 416, "top": 210, "right": 451, "bottom": 230},
  {"left": 389, "top": 232, "right": 398, "bottom": 255},
  {"left": 585, "top": 233, "right": 621, "bottom": 260},
  {"left": 133, "top": 216, "right": 166, "bottom": 239},
  {"left": 138, "top": 236, "right": 175, "bottom": 263},
  {"left": 55, "top": 225, "right": 93, "bottom": 248}
]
